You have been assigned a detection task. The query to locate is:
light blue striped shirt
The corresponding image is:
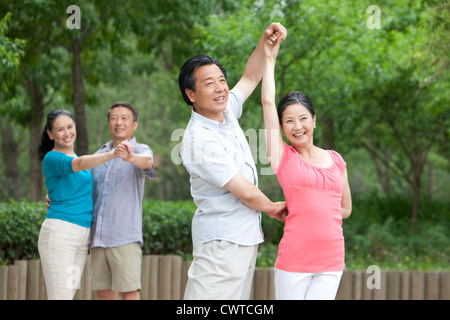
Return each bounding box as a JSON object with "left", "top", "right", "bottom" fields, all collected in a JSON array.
[
  {"left": 181, "top": 88, "right": 263, "bottom": 249},
  {"left": 90, "top": 137, "right": 156, "bottom": 248}
]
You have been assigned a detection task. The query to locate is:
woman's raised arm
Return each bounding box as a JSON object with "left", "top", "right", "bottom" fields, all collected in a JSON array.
[{"left": 261, "top": 31, "right": 285, "bottom": 170}]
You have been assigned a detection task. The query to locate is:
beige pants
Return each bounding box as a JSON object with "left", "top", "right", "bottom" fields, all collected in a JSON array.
[
  {"left": 38, "top": 218, "right": 90, "bottom": 300},
  {"left": 90, "top": 242, "right": 142, "bottom": 292},
  {"left": 184, "top": 240, "right": 258, "bottom": 300}
]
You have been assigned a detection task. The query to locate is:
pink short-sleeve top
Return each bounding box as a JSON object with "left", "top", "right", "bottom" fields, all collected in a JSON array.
[{"left": 273, "top": 143, "right": 346, "bottom": 273}]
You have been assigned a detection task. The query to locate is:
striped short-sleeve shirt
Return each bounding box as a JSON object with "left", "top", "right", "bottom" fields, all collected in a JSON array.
[{"left": 90, "top": 137, "right": 156, "bottom": 248}]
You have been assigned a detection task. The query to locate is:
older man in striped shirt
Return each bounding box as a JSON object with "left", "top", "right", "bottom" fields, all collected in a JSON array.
[{"left": 90, "top": 102, "right": 156, "bottom": 300}]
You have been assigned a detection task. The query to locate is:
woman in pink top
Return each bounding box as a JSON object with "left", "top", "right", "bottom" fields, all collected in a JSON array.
[{"left": 262, "top": 31, "right": 352, "bottom": 299}]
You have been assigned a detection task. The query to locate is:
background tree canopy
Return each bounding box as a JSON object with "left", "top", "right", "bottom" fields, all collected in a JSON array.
[{"left": 0, "top": 0, "right": 449, "bottom": 234}]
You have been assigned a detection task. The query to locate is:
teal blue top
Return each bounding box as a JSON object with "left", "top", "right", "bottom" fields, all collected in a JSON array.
[{"left": 43, "top": 151, "right": 93, "bottom": 228}]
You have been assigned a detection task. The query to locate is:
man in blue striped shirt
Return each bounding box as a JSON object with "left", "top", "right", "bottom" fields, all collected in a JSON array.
[{"left": 90, "top": 102, "right": 156, "bottom": 300}]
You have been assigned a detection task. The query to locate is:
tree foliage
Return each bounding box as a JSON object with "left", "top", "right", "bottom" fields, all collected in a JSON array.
[
  {"left": 0, "top": 1, "right": 448, "bottom": 229},
  {"left": 196, "top": 0, "right": 450, "bottom": 229}
]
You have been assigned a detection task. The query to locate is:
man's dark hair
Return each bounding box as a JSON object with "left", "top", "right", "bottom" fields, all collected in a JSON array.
[
  {"left": 107, "top": 102, "right": 139, "bottom": 122},
  {"left": 178, "top": 54, "right": 227, "bottom": 106}
]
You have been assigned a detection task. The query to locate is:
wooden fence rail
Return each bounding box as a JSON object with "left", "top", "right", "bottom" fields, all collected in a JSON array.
[{"left": 1, "top": 255, "right": 449, "bottom": 300}]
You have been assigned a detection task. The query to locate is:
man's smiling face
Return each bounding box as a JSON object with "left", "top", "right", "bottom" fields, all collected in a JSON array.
[
  {"left": 185, "top": 63, "right": 229, "bottom": 122},
  {"left": 108, "top": 106, "right": 138, "bottom": 143}
]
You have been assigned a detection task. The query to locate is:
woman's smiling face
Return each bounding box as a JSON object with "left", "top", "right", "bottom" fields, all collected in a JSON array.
[
  {"left": 281, "top": 103, "right": 316, "bottom": 146},
  {"left": 47, "top": 115, "right": 77, "bottom": 151}
]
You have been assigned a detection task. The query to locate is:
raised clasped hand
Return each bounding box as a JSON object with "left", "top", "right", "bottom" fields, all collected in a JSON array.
[{"left": 263, "top": 22, "right": 287, "bottom": 59}]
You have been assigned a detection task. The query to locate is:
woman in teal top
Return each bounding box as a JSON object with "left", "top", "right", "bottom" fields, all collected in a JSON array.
[
  {"left": 38, "top": 109, "right": 116, "bottom": 299},
  {"left": 43, "top": 150, "right": 94, "bottom": 228}
]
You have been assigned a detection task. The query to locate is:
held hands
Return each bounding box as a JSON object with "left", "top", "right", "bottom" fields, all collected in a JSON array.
[
  {"left": 263, "top": 22, "right": 287, "bottom": 60},
  {"left": 266, "top": 201, "right": 288, "bottom": 222},
  {"left": 114, "top": 140, "right": 134, "bottom": 161},
  {"left": 113, "top": 140, "right": 153, "bottom": 169}
]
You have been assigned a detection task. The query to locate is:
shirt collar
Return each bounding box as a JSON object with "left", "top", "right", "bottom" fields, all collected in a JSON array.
[{"left": 190, "top": 109, "right": 230, "bottom": 130}]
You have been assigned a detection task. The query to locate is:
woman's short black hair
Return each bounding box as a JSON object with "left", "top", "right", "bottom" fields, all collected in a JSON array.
[
  {"left": 277, "top": 91, "right": 315, "bottom": 124},
  {"left": 178, "top": 54, "right": 227, "bottom": 106}
]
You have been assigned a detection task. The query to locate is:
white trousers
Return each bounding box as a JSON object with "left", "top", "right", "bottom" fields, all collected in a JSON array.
[
  {"left": 275, "top": 268, "right": 343, "bottom": 300},
  {"left": 184, "top": 240, "right": 258, "bottom": 300},
  {"left": 38, "top": 218, "right": 90, "bottom": 300}
]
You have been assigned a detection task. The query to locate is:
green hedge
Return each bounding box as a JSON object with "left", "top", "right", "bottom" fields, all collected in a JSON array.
[
  {"left": 0, "top": 200, "right": 44, "bottom": 264},
  {"left": 141, "top": 200, "right": 195, "bottom": 257},
  {"left": 0, "top": 199, "right": 197, "bottom": 265},
  {"left": 0, "top": 196, "right": 449, "bottom": 270}
]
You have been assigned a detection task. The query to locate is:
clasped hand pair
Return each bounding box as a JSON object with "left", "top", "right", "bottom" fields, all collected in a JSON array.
[{"left": 113, "top": 140, "right": 133, "bottom": 161}]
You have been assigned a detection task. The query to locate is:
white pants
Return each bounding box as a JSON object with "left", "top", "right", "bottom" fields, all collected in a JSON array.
[
  {"left": 38, "top": 219, "right": 90, "bottom": 300},
  {"left": 275, "top": 268, "right": 343, "bottom": 300},
  {"left": 184, "top": 240, "right": 258, "bottom": 300}
]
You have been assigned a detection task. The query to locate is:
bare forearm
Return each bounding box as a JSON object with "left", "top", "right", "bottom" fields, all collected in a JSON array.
[
  {"left": 240, "top": 186, "right": 286, "bottom": 221},
  {"left": 224, "top": 172, "right": 285, "bottom": 216},
  {"left": 261, "top": 58, "right": 277, "bottom": 107},
  {"left": 127, "top": 153, "right": 153, "bottom": 170},
  {"left": 243, "top": 38, "right": 266, "bottom": 86},
  {"left": 262, "top": 58, "right": 283, "bottom": 167},
  {"left": 72, "top": 151, "right": 115, "bottom": 172},
  {"left": 341, "top": 193, "right": 352, "bottom": 219},
  {"left": 240, "top": 183, "right": 277, "bottom": 212},
  {"left": 234, "top": 40, "right": 266, "bottom": 100},
  {"left": 341, "top": 169, "right": 352, "bottom": 219}
]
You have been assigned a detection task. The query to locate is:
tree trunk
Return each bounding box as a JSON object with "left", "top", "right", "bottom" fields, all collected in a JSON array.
[
  {"left": 320, "top": 114, "right": 335, "bottom": 150},
  {"left": 24, "top": 79, "right": 45, "bottom": 201},
  {"left": 410, "top": 163, "right": 424, "bottom": 233},
  {"left": 0, "top": 117, "right": 23, "bottom": 200},
  {"left": 427, "top": 163, "right": 435, "bottom": 198},
  {"left": 411, "top": 186, "right": 420, "bottom": 233},
  {"left": 71, "top": 38, "right": 88, "bottom": 155}
]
